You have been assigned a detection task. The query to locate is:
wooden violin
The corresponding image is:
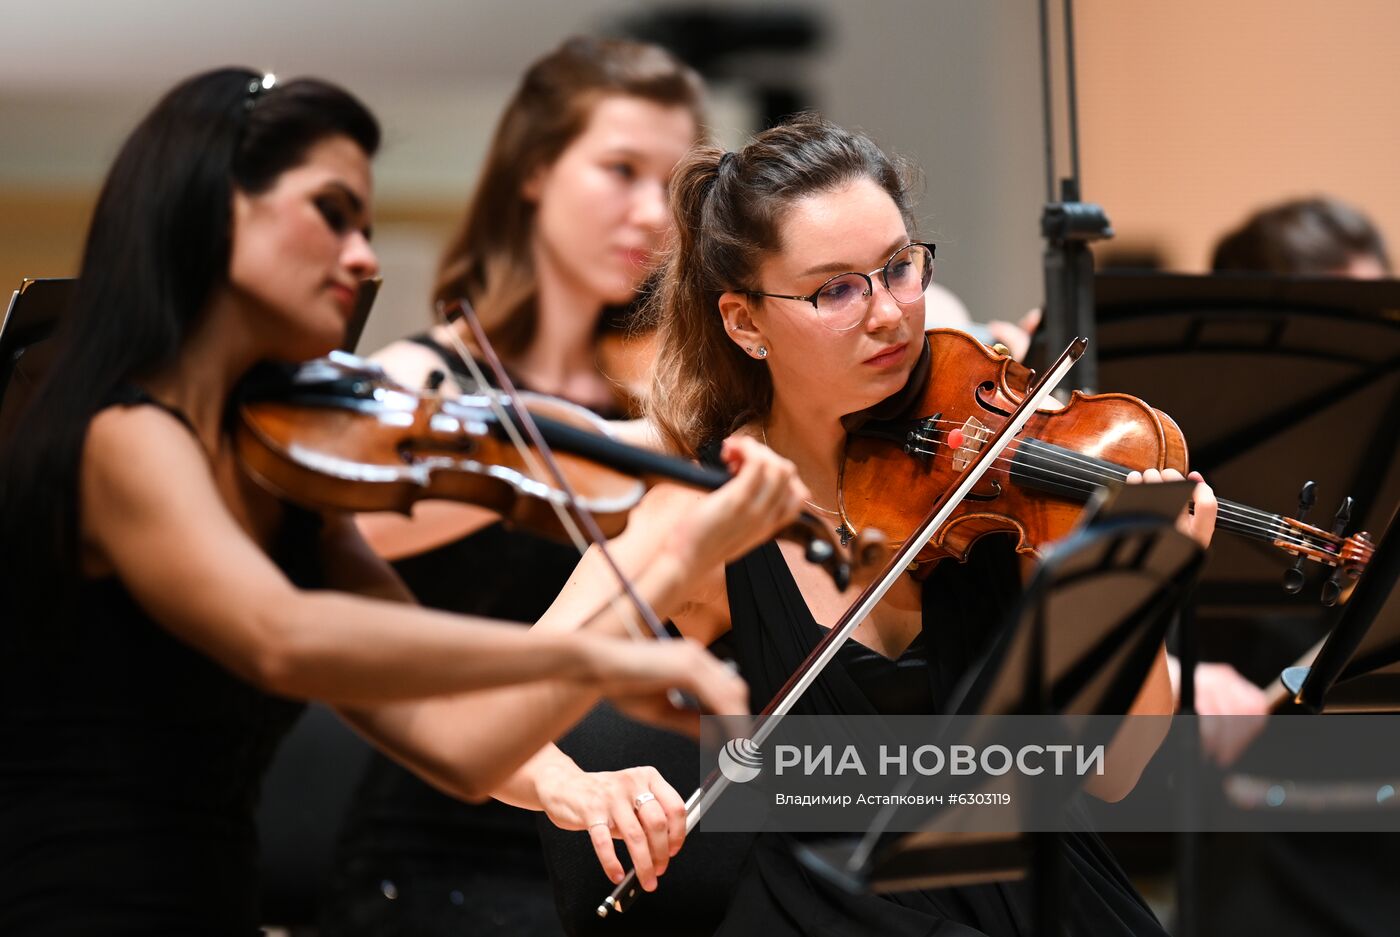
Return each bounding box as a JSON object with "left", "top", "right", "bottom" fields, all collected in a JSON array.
[
  {"left": 842, "top": 329, "right": 1375, "bottom": 600},
  {"left": 235, "top": 352, "right": 886, "bottom": 591}
]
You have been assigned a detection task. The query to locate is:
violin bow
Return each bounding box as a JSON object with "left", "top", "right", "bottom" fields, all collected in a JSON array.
[
  {"left": 435, "top": 297, "right": 675, "bottom": 647},
  {"left": 598, "top": 336, "right": 1088, "bottom": 917}
]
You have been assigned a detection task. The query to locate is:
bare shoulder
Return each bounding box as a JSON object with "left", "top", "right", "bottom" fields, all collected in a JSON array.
[
  {"left": 369, "top": 337, "right": 464, "bottom": 396},
  {"left": 80, "top": 403, "right": 222, "bottom": 573},
  {"left": 84, "top": 403, "right": 209, "bottom": 487}
]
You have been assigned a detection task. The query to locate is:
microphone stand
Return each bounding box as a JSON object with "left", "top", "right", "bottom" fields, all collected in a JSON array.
[{"left": 1029, "top": 0, "right": 1113, "bottom": 398}]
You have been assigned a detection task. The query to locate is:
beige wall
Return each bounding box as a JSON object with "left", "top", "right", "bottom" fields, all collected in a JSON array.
[
  {"left": 0, "top": 191, "right": 89, "bottom": 292},
  {"left": 7, "top": 2, "right": 1397, "bottom": 331},
  {"left": 1077, "top": 0, "right": 1400, "bottom": 270}
]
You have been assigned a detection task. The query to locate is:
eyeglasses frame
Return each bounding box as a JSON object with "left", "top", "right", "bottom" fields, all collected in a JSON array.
[{"left": 740, "top": 241, "right": 937, "bottom": 331}]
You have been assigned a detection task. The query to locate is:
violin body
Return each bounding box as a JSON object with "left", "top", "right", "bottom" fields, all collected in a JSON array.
[
  {"left": 237, "top": 354, "right": 645, "bottom": 542},
  {"left": 843, "top": 329, "right": 1371, "bottom": 585}
]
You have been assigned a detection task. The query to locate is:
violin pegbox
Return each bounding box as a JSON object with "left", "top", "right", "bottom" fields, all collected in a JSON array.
[{"left": 1277, "top": 480, "right": 1375, "bottom": 605}]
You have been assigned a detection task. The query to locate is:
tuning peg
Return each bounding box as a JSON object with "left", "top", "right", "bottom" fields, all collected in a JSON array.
[
  {"left": 1282, "top": 481, "right": 1317, "bottom": 594},
  {"left": 1330, "top": 496, "right": 1353, "bottom": 535},
  {"left": 1298, "top": 481, "right": 1317, "bottom": 516},
  {"left": 1321, "top": 496, "right": 1355, "bottom": 607}
]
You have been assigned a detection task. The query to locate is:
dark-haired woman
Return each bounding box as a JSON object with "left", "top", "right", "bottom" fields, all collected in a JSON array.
[
  {"left": 324, "top": 37, "right": 706, "bottom": 936},
  {"left": 502, "top": 115, "right": 1218, "bottom": 935},
  {"left": 0, "top": 68, "right": 805, "bottom": 935}
]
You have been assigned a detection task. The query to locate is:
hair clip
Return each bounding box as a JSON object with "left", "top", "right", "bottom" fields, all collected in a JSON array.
[{"left": 244, "top": 72, "right": 277, "bottom": 110}]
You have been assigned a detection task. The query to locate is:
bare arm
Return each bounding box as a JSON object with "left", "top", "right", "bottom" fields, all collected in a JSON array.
[
  {"left": 334, "top": 542, "right": 716, "bottom": 801},
  {"left": 332, "top": 444, "right": 788, "bottom": 890},
  {"left": 1084, "top": 467, "right": 1218, "bottom": 801},
  {"left": 80, "top": 406, "right": 748, "bottom": 711},
  {"left": 341, "top": 476, "right": 741, "bottom": 802}
]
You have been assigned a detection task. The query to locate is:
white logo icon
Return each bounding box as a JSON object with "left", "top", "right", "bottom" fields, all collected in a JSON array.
[{"left": 718, "top": 737, "right": 763, "bottom": 783}]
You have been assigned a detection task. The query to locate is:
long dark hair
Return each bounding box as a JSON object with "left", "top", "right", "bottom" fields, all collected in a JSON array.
[
  {"left": 646, "top": 114, "right": 918, "bottom": 456},
  {"left": 433, "top": 36, "right": 704, "bottom": 357},
  {"left": 0, "top": 67, "right": 379, "bottom": 612}
]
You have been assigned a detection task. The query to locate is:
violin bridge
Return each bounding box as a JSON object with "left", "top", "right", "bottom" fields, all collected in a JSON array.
[{"left": 951, "top": 416, "right": 990, "bottom": 471}]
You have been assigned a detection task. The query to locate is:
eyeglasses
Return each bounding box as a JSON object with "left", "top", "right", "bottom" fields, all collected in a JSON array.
[{"left": 742, "top": 242, "right": 936, "bottom": 332}]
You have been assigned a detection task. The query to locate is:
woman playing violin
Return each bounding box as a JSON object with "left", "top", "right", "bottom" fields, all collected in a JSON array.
[
  {"left": 0, "top": 68, "right": 803, "bottom": 934},
  {"left": 323, "top": 37, "right": 706, "bottom": 935},
  {"left": 504, "top": 115, "right": 1219, "bottom": 935}
]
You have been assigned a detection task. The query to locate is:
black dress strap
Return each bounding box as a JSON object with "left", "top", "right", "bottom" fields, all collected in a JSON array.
[{"left": 107, "top": 384, "right": 201, "bottom": 438}]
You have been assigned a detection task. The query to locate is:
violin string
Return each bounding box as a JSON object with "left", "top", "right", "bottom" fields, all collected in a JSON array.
[
  {"left": 986, "top": 447, "right": 1324, "bottom": 552},
  {"left": 870, "top": 432, "right": 1325, "bottom": 554},
  {"left": 904, "top": 417, "right": 1310, "bottom": 533},
  {"left": 435, "top": 303, "right": 652, "bottom": 641},
  {"left": 996, "top": 455, "right": 1323, "bottom": 552},
  {"left": 893, "top": 424, "right": 1332, "bottom": 555},
  {"left": 1007, "top": 439, "right": 1306, "bottom": 538},
  {"left": 908, "top": 416, "right": 1304, "bottom": 529}
]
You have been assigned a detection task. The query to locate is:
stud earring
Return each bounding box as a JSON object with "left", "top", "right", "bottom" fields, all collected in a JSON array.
[{"left": 757, "top": 346, "right": 768, "bottom": 359}]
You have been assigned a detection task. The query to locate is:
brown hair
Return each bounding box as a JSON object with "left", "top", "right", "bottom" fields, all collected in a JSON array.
[
  {"left": 645, "top": 114, "right": 919, "bottom": 456},
  {"left": 1212, "top": 196, "right": 1391, "bottom": 275},
  {"left": 433, "top": 36, "right": 705, "bottom": 356}
]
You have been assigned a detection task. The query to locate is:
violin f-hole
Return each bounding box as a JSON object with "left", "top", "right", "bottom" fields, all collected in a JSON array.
[
  {"left": 974, "top": 381, "right": 1014, "bottom": 418},
  {"left": 964, "top": 478, "right": 1002, "bottom": 502}
]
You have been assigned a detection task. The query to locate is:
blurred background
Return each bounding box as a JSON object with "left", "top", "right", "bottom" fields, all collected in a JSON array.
[
  {"left": 5, "top": 0, "right": 1397, "bottom": 354},
  {"left": 4, "top": 3, "right": 1398, "bottom": 932}
]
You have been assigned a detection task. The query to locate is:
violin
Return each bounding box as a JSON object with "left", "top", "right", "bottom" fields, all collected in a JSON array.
[
  {"left": 843, "top": 329, "right": 1375, "bottom": 600},
  {"left": 235, "top": 352, "right": 886, "bottom": 591}
]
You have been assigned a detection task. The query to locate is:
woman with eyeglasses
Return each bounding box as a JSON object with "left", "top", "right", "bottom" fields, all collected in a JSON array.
[
  {"left": 0, "top": 67, "right": 808, "bottom": 935},
  {"left": 321, "top": 37, "right": 709, "bottom": 936},
  {"left": 497, "top": 114, "right": 1217, "bottom": 935}
]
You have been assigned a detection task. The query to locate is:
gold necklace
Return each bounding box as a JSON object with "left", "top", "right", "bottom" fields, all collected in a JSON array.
[{"left": 760, "top": 423, "right": 858, "bottom": 546}]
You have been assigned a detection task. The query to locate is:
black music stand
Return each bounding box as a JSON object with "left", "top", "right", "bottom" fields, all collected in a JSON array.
[
  {"left": 1096, "top": 272, "right": 1400, "bottom": 936},
  {"left": 1095, "top": 272, "right": 1400, "bottom": 678},
  {"left": 0, "top": 277, "right": 75, "bottom": 442},
  {"left": 796, "top": 482, "right": 1204, "bottom": 935}
]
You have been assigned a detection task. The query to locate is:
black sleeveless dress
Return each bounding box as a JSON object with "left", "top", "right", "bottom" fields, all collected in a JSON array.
[
  {"left": 0, "top": 388, "right": 316, "bottom": 935},
  {"left": 538, "top": 526, "right": 1164, "bottom": 935},
  {"left": 324, "top": 333, "right": 619, "bottom": 936},
  {"left": 710, "top": 538, "right": 1167, "bottom": 936}
]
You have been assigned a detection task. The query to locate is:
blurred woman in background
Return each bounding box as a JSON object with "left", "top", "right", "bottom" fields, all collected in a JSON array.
[{"left": 324, "top": 37, "right": 708, "bottom": 936}]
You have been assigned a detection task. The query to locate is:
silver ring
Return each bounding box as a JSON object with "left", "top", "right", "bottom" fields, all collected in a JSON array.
[
  {"left": 632, "top": 791, "right": 657, "bottom": 810},
  {"left": 588, "top": 818, "right": 611, "bottom": 830}
]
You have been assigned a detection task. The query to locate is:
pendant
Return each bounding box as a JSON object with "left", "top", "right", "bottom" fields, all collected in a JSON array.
[{"left": 836, "top": 523, "right": 853, "bottom": 547}]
